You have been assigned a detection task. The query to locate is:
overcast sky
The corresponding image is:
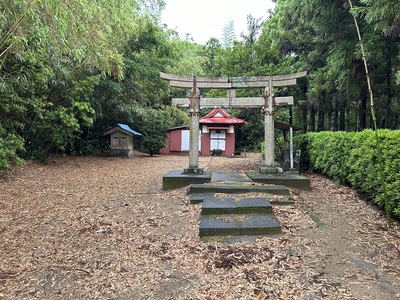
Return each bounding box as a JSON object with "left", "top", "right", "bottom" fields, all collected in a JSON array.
[{"left": 161, "top": 0, "right": 276, "bottom": 45}]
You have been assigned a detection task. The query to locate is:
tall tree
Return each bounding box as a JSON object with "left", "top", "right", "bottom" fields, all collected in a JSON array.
[
  {"left": 203, "top": 38, "right": 223, "bottom": 77},
  {"left": 222, "top": 20, "right": 237, "bottom": 49}
]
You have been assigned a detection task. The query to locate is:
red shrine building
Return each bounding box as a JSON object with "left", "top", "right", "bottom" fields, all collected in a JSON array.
[{"left": 159, "top": 108, "right": 246, "bottom": 156}]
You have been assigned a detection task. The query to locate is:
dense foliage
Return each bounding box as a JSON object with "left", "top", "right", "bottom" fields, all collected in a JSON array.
[
  {"left": 295, "top": 130, "right": 400, "bottom": 217},
  {"left": 1, "top": 0, "right": 142, "bottom": 165}
]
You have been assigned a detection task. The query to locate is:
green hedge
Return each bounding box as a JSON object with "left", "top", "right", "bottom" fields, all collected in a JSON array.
[{"left": 295, "top": 130, "right": 400, "bottom": 217}]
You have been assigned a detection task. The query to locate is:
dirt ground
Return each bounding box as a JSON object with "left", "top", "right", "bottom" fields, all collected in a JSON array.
[{"left": 1, "top": 152, "right": 399, "bottom": 299}]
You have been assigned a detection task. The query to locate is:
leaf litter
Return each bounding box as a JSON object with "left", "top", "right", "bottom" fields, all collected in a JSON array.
[{"left": 0, "top": 153, "right": 399, "bottom": 299}]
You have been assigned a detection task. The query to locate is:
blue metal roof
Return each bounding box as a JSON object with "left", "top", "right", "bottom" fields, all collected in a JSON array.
[{"left": 117, "top": 123, "right": 142, "bottom": 136}]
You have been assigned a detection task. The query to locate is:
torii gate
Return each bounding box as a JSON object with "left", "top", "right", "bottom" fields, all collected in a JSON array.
[{"left": 160, "top": 71, "right": 307, "bottom": 173}]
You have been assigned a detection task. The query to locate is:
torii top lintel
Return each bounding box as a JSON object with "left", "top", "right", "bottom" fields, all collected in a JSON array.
[{"left": 160, "top": 71, "right": 307, "bottom": 89}]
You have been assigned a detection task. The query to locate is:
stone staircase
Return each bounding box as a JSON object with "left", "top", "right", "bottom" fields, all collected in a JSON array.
[
  {"left": 198, "top": 196, "right": 281, "bottom": 238},
  {"left": 188, "top": 183, "right": 290, "bottom": 195},
  {"left": 188, "top": 171, "right": 298, "bottom": 241}
]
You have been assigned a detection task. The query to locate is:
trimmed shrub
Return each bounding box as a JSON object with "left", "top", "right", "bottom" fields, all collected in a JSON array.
[{"left": 295, "top": 130, "right": 400, "bottom": 218}]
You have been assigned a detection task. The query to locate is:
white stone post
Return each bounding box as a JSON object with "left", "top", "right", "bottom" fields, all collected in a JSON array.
[
  {"left": 290, "top": 126, "right": 294, "bottom": 169},
  {"left": 263, "top": 77, "right": 275, "bottom": 167},
  {"left": 189, "top": 107, "right": 200, "bottom": 169},
  {"left": 264, "top": 114, "right": 275, "bottom": 166},
  {"left": 186, "top": 76, "right": 202, "bottom": 173}
]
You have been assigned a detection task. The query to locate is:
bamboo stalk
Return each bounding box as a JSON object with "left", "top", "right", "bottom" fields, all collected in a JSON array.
[{"left": 348, "top": 0, "right": 391, "bottom": 229}]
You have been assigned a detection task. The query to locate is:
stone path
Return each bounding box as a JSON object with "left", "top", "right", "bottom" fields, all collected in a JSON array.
[
  {"left": 211, "top": 171, "right": 251, "bottom": 183},
  {"left": 189, "top": 171, "right": 298, "bottom": 240},
  {"left": 199, "top": 196, "right": 281, "bottom": 238}
]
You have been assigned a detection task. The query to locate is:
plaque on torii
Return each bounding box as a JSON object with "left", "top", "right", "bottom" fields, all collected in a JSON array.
[{"left": 160, "top": 71, "right": 307, "bottom": 173}]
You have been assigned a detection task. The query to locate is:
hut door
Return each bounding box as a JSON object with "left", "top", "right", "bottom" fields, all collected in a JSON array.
[
  {"left": 181, "top": 130, "right": 190, "bottom": 151},
  {"left": 210, "top": 130, "right": 226, "bottom": 151}
]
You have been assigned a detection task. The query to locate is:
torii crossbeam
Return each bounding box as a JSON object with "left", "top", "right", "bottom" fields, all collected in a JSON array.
[{"left": 160, "top": 71, "right": 307, "bottom": 173}]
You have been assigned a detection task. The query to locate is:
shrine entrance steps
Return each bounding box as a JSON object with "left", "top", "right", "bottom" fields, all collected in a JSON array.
[
  {"left": 187, "top": 171, "right": 308, "bottom": 242},
  {"left": 198, "top": 196, "right": 281, "bottom": 238},
  {"left": 163, "top": 169, "right": 311, "bottom": 191}
]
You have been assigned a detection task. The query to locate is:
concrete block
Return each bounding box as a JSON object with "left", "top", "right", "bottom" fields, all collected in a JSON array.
[
  {"left": 199, "top": 214, "right": 281, "bottom": 237},
  {"left": 162, "top": 170, "right": 211, "bottom": 190},
  {"left": 246, "top": 172, "right": 311, "bottom": 191},
  {"left": 201, "top": 197, "right": 273, "bottom": 215},
  {"left": 188, "top": 184, "right": 290, "bottom": 195}
]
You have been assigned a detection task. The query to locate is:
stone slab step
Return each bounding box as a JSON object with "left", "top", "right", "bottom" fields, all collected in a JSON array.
[
  {"left": 188, "top": 184, "right": 290, "bottom": 195},
  {"left": 199, "top": 214, "right": 281, "bottom": 237},
  {"left": 163, "top": 170, "right": 212, "bottom": 190},
  {"left": 190, "top": 193, "right": 215, "bottom": 204},
  {"left": 202, "top": 197, "right": 273, "bottom": 215},
  {"left": 200, "top": 235, "right": 259, "bottom": 243},
  {"left": 246, "top": 172, "right": 311, "bottom": 191},
  {"left": 211, "top": 171, "right": 251, "bottom": 183}
]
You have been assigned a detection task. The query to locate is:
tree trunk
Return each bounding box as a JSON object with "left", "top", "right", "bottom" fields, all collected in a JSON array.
[
  {"left": 383, "top": 40, "right": 395, "bottom": 128},
  {"left": 317, "top": 109, "right": 325, "bottom": 132},
  {"left": 301, "top": 106, "right": 308, "bottom": 133},
  {"left": 339, "top": 103, "right": 346, "bottom": 131},
  {"left": 358, "top": 92, "right": 367, "bottom": 130},
  {"left": 353, "top": 60, "right": 367, "bottom": 131},
  {"left": 332, "top": 109, "right": 339, "bottom": 131},
  {"left": 310, "top": 106, "right": 316, "bottom": 132},
  {"left": 326, "top": 110, "right": 332, "bottom": 131}
]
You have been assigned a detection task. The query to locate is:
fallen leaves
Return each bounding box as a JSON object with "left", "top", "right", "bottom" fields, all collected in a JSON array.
[{"left": 0, "top": 153, "right": 399, "bottom": 299}]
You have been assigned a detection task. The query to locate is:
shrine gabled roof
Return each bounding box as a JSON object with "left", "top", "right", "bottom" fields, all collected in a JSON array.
[
  {"left": 117, "top": 123, "right": 142, "bottom": 136},
  {"left": 199, "top": 108, "right": 247, "bottom": 125},
  {"left": 103, "top": 123, "right": 142, "bottom": 136}
]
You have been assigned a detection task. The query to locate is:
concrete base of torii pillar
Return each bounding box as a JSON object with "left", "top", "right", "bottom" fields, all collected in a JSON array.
[{"left": 259, "top": 166, "right": 283, "bottom": 174}]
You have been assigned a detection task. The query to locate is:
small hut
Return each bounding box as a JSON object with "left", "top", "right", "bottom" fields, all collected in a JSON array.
[
  {"left": 103, "top": 123, "right": 142, "bottom": 158},
  {"left": 199, "top": 108, "right": 247, "bottom": 156},
  {"left": 159, "top": 126, "right": 191, "bottom": 154}
]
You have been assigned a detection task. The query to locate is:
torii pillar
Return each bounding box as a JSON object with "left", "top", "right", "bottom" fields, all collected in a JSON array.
[
  {"left": 263, "top": 76, "right": 275, "bottom": 168},
  {"left": 184, "top": 77, "right": 203, "bottom": 174}
]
